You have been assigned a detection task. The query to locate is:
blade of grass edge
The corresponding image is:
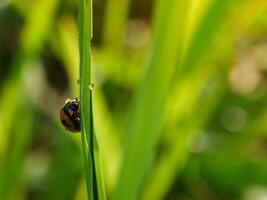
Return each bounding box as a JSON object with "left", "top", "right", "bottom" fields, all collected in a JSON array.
[
  {"left": 79, "top": 0, "right": 106, "bottom": 199},
  {"left": 142, "top": 69, "right": 228, "bottom": 200},
  {"left": 102, "top": 0, "right": 131, "bottom": 50},
  {"left": 143, "top": 0, "right": 233, "bottom": 198},
  {"left": 113, "top": 0, "right": 189, "bottom": 199},
  {"left": 178, "top": 0, "right": 232, "bottom": 78},
  {"left": 92, "top": 94, "right": 107, "bottom": 200}
]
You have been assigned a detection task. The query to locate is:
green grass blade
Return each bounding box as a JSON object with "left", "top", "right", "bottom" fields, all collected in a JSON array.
[
  {"left": 79, "top": 0, "right": 94, "bottom": 197},
  {"left": 143, "top": 69, "right": 227, "bottom": 200},
  {"left": 0, "top": 0, "right": 60, "bottom": 192},
  {"left": 79, "top": 0, "right": 106, "bottom": 199},
  {"left": 178, "top": 0, "right": 232, "bottom": 77},
  {"left": 92, "top": 109, "right": 107, "bottom": 200},
  {"left": 113, "top": 0, "right": 189, "bottom": 199},
  {"left": 142, "top": 0, "right": 234, "bottom": 198},
  {"left": 102, "top": 0, "right": 131, "bottom": 50},
  {"left": 0, "top": 0, "right": 60, "bottom": 151},
  {"left": 0, "top": 105, "right": 34, "bottom": 200}
]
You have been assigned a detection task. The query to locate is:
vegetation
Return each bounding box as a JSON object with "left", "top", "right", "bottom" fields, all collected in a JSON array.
[{"left": 1, "top": 0, "right": 267, "bottom": 199}]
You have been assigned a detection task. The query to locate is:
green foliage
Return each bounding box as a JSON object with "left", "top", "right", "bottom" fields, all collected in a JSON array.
[
  {"left": 1, "top": 0, "right": 267, "bottom": 200},
  {"left": 79, "top": 0, "right": 106, "bottom": 199}
]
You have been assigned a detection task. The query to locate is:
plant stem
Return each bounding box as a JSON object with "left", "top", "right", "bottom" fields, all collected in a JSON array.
[{"left": 79, "top": 0, "right": 106, "bottom": 199}]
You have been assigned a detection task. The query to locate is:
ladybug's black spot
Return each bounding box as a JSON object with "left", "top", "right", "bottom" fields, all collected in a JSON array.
[{"left": 63, "top": 102, "right": 79, "bottom": 117}]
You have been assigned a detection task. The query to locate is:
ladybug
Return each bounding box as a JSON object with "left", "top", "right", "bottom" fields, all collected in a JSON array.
[{"left": 59, "top": 98, "right": 80, "bottom": 132}]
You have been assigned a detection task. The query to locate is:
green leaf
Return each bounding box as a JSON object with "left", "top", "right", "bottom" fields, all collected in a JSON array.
[
  {"left": 178, "top": 0, "right": 232, "bottom": 77},
  {"left": 79, "top": 0, "right": 106, "bottom": 199},
  {"left": 113, "top": 0, "right": 189, "bottom": 199}
]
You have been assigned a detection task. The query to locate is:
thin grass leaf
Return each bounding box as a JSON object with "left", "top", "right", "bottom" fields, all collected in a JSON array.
[
  {"left": 102, "top": 0, "right": 131, "bottom": 50},
  {"left": 57, "top": 16, "right": 80, "bottom": 95},
  {"left": 93, "top": 89, "right": 122, "bottom": 191},
  {"left": 142, "top": 68, "right": 227, "bottom": 200},
  {"left": 79, "top": 0, "right": 106, "bottom": 199},
  {"left": 113, "top": 0, "right": 189, "bottom": 199},
  {"left": 178, "top": 0, "right": 232, "bottom": 78},
  {"left": 142, "top": 0, "right": 234, "bottom": 198},
  {"left": 0, "top": 0, "right": 60, "bottom": 157},
  {"left": 0, "top": 106, "right": 34, "bottom": 200},
  {"left": 0, "top": 1, "right": 60, "bottom": 194}
]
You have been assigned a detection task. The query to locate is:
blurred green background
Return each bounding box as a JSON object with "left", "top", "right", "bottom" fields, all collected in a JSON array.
[{"left": 1, "top": 0, "right": 267, "bottom": 199}]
